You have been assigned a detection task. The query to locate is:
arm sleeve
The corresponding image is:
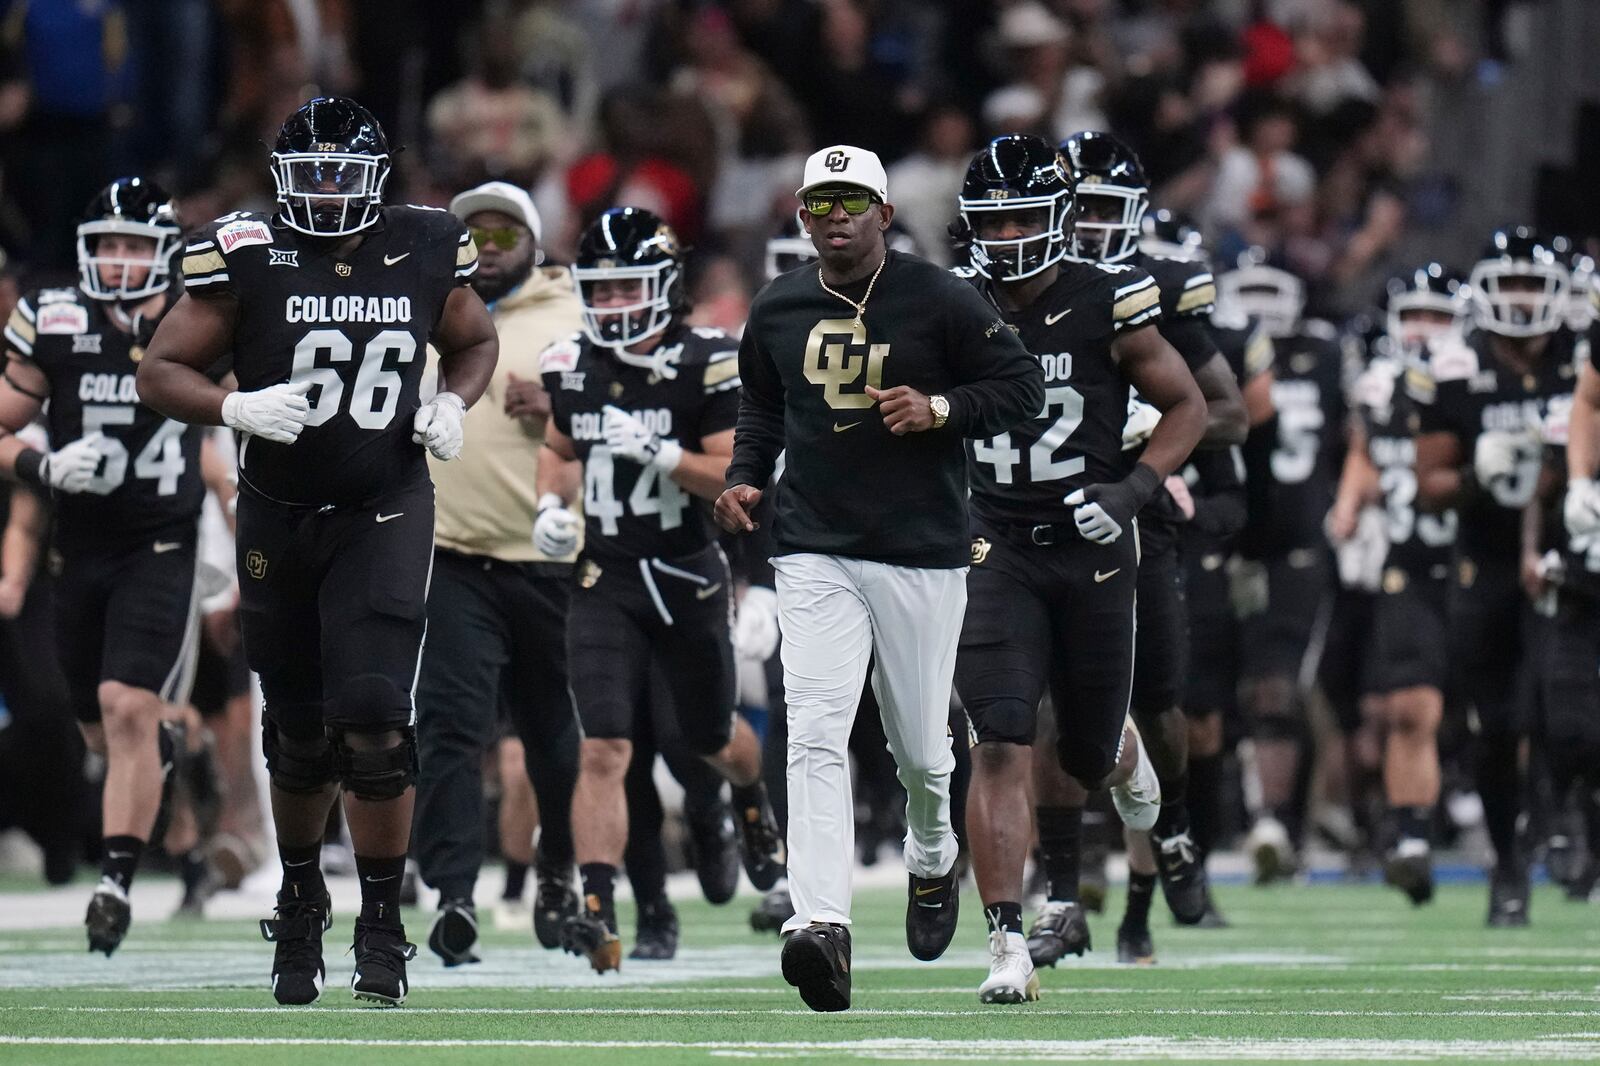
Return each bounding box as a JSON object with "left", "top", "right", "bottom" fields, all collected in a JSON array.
[
  {"left": 3, "top": 296, "right": 35, "bottom": 359},
  {"left": 699, "top": 353, "right": 742, "bottom": 436},
  {"left": 940, "top": 282, "right": 1046, "bottom": 439},
  {"left": 452, "top": 222, "right": 479, "bottom": 286},
  {"left": 180, "top": 231, "right": 234, "bottom": 297},
  {"left": 724, "top": 322, "right": 786, "bottom": 489}
]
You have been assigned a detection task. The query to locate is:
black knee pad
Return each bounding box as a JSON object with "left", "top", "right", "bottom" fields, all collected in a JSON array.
[
  {"left": 326, "top": 673, "right": 413, "bottom": 734},
  {"left": 263, "top": 723, "right": 336, "bottom": 794},
  {"left": 1057, "top": 737, "right": 1118, "bottom": 791},
  {"left": 330, "top": 725, "right": 418, "bottom": 801}
]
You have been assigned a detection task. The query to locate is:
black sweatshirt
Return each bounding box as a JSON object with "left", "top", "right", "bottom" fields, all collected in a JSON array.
[{"left": 727, "top": 250, "right": 1045, "bottom": 568}]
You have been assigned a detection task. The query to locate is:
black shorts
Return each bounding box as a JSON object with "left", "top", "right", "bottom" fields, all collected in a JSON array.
[
  {"left": 1447, "top": 554, "right": 1530, "bottom": 737},
  {"left": 1131, "top": 539, "right": 1187, "bottom": 716},
  {"left": 1540, "top": 591, "right": 1600, "bottom": 749},
  {"left": 236, "top": 479, "right": 434, "bottom": 741},
  {"left": 1319, "top": 587, "right": 1380, "bottom": 732},
  {"left": 566, "top": 544, "right": 736, "bottom": 756},
  {"left": 189, "top": 639, "right": 251, "bottom": 718},
  {"left": 1240, "top": 547, "right": 1331, "bottom": 684},
  {"left": 1182, "top": 545, "right": 1239, "bottom": 719},
  {"left": 955, "top": 516, "right": 1138, "bottom": 787},
  {"left": 53, "top": 526, "right": 201, "bottom": 723},
  {"left": 1370, "top": 569, "right": 1449, "bottom": 695}
]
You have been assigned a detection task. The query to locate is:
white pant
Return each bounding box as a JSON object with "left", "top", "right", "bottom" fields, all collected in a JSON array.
[{"left": 773, "top": 552, "right": 967, "bottom": 930}]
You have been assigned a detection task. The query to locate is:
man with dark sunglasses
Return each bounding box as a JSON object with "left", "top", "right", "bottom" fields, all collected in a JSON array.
[{"left": 718, "top": 144, "right": 1044, "bottom": 1012}]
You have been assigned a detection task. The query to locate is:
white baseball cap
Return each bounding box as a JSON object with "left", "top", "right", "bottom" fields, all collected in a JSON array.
[
  {"left": 796, "top": 145, "right": 888, "bottom": 203},
  {"left": 449, "top": 180, "right": 543, "bottom": 248}
]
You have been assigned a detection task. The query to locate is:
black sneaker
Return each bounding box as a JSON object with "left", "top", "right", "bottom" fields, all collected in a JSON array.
[
  {"left": 750, "top": 882, "right": 794, "bottom": 934},
  {"left": 781, "top": 923, "right": 851, "bottom": 1012},
  {"left": 350, "top": 919, "right": 417, "bottom": 1006},
  {"left": 260, "top": 884, "right": 332, "bottom": 1005},
  {"left": 85, "top": 877, "right": 131, "bottom": 957},
  {"left": 629, "top": 899, "right": 679, "bottom": 960},
  {"left": 533, "top": 858, "right": 578, "bottom": 950},
  {"left": 1487, "top": 865, "right": 1530, "bottom": 928},
  {"left": 685, "top": 802, "right": 740, "bottom": 905},
  {"left": 1027, "top": 900, "right": 1090, "bottom": 967},
  {"left": 736, "top": 789, "right": 785, "bottom": 891},
  {"left": 426, "top": 898, "right": 480, "bottom": 967},
  {"left": 1153, "top": 828, "right": 1210, "bottom": 925},
  {"left": 1383, "top": 841, "right": 1435, "bottom": 906},
  {"left": 560, "top": 908, "right": 622, "bottom": 973},
  {"left": 1115, "top": 921, "right": 1156, "bottom": 965},
  {"left": 906, "top": 867, "right": 959, "bottom": 961}
]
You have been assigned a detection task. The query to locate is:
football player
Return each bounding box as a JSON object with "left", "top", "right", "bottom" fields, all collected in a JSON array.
[
  {"left": 1330, "top": 265, "right": 1466, "bottom": 904},
  {"left": 137, "top": 97, "right": 500, "bottom": 1005},
  {"left": 950, "top": 134, "right": 1206, "bottom": 1003},
  {"left": 0, "top": 177, "right": 197, "bottom": 955},
  {"left": 535, "top": 206, "right": 783, "bottom": 972},
  {"left": 1415, "top": 227, "right": 1579, "bottom": 925}
]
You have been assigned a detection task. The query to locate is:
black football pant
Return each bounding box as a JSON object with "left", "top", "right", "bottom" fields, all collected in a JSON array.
[{"left": 414, "top": 550, "right": 579, "bottom": 903}]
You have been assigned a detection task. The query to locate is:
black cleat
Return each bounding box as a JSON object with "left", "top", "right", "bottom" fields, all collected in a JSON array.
[
  {"left": 260, "top": 884, "right": 332, "bottom": 1005},
  {"left": 736, "top": 790, "right": 786, "bottom": 892},
  {"left": 426, "top": 898, "right": 480, "bottom": 967},
  {"left": 560, "top": 909, "right": 622, "bottom": 973},
  {"left": 685, "top": 802, "right": 740, "bottom": 905},
  {"left": 1383, "top": 842, "right": 1435, "bottom": 906},
  {"left": 1566, "top": 857, "right": 1599, "bottom": 902},
  {"left": 782, "top": 923, "right": 851, "bottom": 1012},
  {"left": 629, "top": 899, "right": 680, "bottom": 960},
  {"left": 1196, "top": 894, "right": 1230, "bottom": 928},
  {"left": 1115, "top": 921, "right": 1156, "bottom": 965},
  {"left": 750, "top": 882, "right": 794, "bottom": 934},
  {"left": 533, "top": 859, "right": 578, "bottom": 950},
  {"left": 85, "top": 878, "right": 131, "bottom": 957},
  {"left": 350, "top": 919, "right": 417, "bottom": 1006},
  {"left": 906, "top": 867, "right": 960, "bottom": 961},
  {"left": 1027, "top": 901, "right": 1090, "bottom": 967},
  {"left": 1153, "top": 828, "right": 1210, "bottom": 925},
  {"left": 1487, "top": 865, "right": 1530, "bottom": 928}
]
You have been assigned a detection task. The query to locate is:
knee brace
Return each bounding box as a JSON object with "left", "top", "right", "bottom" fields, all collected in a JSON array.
[
  {"left": 262, "top": 723, "right": 336, "bottom": 794},
  {"left": 330, "top": 726, "right": 418, "bottom": 801}
]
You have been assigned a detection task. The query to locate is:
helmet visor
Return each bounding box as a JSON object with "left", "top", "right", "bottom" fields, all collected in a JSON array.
[
  {"left": 958, "top": 194, "right": 1069, "bottom": 281},
  {"left": 273, "top": 152, "right": 388, "bottom": 236}
]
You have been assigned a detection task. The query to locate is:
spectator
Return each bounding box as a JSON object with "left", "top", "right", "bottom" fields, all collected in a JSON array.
[
  {"left": 1205, "top": 93, "right": 1316, "bottom": 252},
  {"left": 886, "top": 104, "right": 974, "bottom": 267}
]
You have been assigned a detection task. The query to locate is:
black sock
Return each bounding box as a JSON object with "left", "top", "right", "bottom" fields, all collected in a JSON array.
[
  {"left": 1124, "top": 871, "right": 1156, "bottom": 929},
  {"left": 579, "top": 862, "right": 618, "bottom": 930},
  {"left": 1037, "top": 805, "right": 1082, "bottom": 903},
  {"left": 354, "top": 854, "right": 407, "bottom": 924},
  {"left": 502, "top": 860, "right": 529, "bottom": 901},
  {"left": 1154, "top": 800, "right": 1191, "bottom": 842},
  {"left": 1477, "top": 739, "right": 1522, "bottom": 871},
  {"left": 100, "top": 835, "right": 144, "bottom": 892},
  {"left": 1394, "top": 805, "right": 1431, "bottom": 844},
  {"left": 179, "top": 849, "right": 207, "bottom": 898},
  {"left": 985, "top": 901, "right": 1023, "bottom": 936},
  {"left": 730, "top": 780, "right": 766, "bottom": 811},
  {"left": 278, "top": 841, "right": 325, "bottom": 901}
]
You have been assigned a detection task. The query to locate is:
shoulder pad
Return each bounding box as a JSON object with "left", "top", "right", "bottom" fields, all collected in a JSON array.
[
  {"left": 1425, "top": 336, "right": 1479, "bottom": 383},
  {"left": 539, "top": 336, "right": 583, "bottom": 374}
]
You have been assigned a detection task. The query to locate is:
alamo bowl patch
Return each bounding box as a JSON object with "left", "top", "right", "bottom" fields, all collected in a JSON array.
[
  {"left": 217, "top": 219, "right": 274, "bottom": 254},
  {"left": 36, "top": 303, "right": 88, "bottom": 335}
]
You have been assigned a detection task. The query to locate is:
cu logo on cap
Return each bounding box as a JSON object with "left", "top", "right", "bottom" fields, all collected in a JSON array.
[{"left": 824, "top": 150, "right": 849, "bottom": 172}]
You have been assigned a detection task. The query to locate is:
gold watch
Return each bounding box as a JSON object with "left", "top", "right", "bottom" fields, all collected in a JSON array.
[{"left": 929, "top": 394, "right": 950, "bottom": 430}]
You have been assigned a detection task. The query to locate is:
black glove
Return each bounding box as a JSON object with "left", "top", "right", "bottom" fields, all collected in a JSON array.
[{"left": 1063, "top": 463, "right": 1161, "bottom": 545}]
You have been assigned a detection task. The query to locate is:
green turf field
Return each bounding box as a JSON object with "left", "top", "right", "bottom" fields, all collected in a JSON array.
[{"left": 2, "top": 882, "right": 1599, "bottom": 1064}]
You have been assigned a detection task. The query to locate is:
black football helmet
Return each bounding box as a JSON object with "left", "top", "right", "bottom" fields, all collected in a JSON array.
[
  {"left": 271, "top": 97, "right": 392, "bottom": 237},
  {"left": 574, "top": 207, "right": 684, "bottom": 351},
  {"left": 77, "top": 177, "right": 182, "bottom": 302},
  {"left": 1216, "top": 247, "right": 1305, "bottom": 340},
  {"left": 1059, "top": 131, "right": 1148, "bottom": 264},
  {"left": 1383, "top": 262, "right": 1467, "bottom": 348},
  {"left": 955, "top": 134, "right": 1073, "bottom": 281},
  {"left": 1468, "top": 226, "right": 1571, "bottom": 337},
  {"left": 1139, "top": 208, "right": 1203, "bottom": 261}
]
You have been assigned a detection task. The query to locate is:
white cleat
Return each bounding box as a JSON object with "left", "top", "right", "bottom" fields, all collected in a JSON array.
[
  {"left": 493, "top": 897, "right": 531, "bottom": 932},
  {"left": 978, "top": 930, "right": 1041, "bottom": 1004},
  {"left": 1110, "top": 717, "right": 1161, "bottom": 832},
  {"left": 1245, "top": 815, "right": 1295, "bottom": 884}
]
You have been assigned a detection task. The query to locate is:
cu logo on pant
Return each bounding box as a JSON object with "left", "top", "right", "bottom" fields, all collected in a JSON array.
[
  {"left": 824, "top": 150, "right": 849, "bottom": 172},
  {"left": 245, "top": 550, "right": 268, "bottom": 580}
]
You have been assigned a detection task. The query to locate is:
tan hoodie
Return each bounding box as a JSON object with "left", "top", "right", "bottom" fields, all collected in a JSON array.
[{"left": 430, "top": 266, "right": 584, "bottom": 562}]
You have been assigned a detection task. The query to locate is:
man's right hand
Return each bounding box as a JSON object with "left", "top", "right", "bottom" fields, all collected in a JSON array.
[
  {"left": 42, "top": 432, "right": 108, "bottom": 494},
  {"left": 533, "top": 493, "right": 580, "bottom": 557},
  {"left": 220, "top": 380, "right": 313, "bottom": 444},
  {"left": 715, "top": 484, "right": 763, "bottom": 533},
  {"left": 1566, "top": 477, "right": 1600, "bottom": 540}
]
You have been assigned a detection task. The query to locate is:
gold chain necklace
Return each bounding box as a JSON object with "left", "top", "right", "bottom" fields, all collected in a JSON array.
[{"left": 817, "top": 252, "right": 887, "bottom": 329}]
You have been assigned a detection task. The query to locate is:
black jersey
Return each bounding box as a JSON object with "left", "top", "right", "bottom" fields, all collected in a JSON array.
[
  {"left": 1240, "top": 321, "right": 1346, "bottom": 559},
  {"left": 1414, "top": 328, "right": 1579, "bottom": 561},
  {"left": 3, "top": 286, "right": 202, "bottom": 546},
  {"left": 1352, "top": 353, "right": 1455, "bottom": 581},
  {"left": 1210, "top": 306, "right": 1275, "bottom": 385},
  {"left": 1135, "top": 251, "right": 1217, "bottom": 373},
  {"left": 543, "top": 324, "right": 741, "bottom": 564},
  {"left": 961, "top": 261, "right": 1162, "bottom": 528},
  {"left": 181, "top": 206, "right": 478, "bottom": 507}
]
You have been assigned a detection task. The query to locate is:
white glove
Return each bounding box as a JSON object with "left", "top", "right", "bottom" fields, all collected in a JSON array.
[
  {"left": 1121, "top": 399, "right": 1161, "bottom": 451},
  {"left": 1472, "top": 429, "right": 1533, "bottom": 489},
  {"left": 532, "top": 492, "right": 580, "bottom": 558},
  {"left": 221, "top": 381, "right": 313, "bottom": 444},
  {"left": 412, "top": 391, "right": 467, "bottom": 461},
  {"left": 42, "top": 432, "right": 107, "bottom": 494},
  {"left": 1565, "top": 477, "right": 1600, "bottom": 540},
  {"left": 733, "top": 585, "right": 780, "bottom": 661},
  {"left": 603, "top": 404, "right": 682, "bottom": 472}
]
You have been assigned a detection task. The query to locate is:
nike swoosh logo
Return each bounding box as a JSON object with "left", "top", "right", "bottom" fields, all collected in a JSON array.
[
  {"left": 1094, "top": 568, "right": 1120, "bottom": 583},
  {"left": 153, "top": 541, "right": 182, "bottom": 554},
  {"left": 364, "top": 875, "right": 396, "bottom": 883},
  {"left": 376, "top": 512, "right": 404, "bottom": 523},
  {"left": 833, "top": 422, "right": 861, "bottom": 433},
  {"left": 383, "top": 252, "right": 410, "bottom": 266},
  {"left": 1045, "top": 308, "right": 1072, "bottom": 325},
  {"left": 914, "top": 886, "right": 942, "bottom": 897},
  {"left": 696, "top": 582, "right": 723, "bottom": 600}
]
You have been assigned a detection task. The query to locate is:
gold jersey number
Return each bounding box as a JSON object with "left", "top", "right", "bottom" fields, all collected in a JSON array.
[{"left": 803, "top": 318, "right": 888, "bottom": 409}]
